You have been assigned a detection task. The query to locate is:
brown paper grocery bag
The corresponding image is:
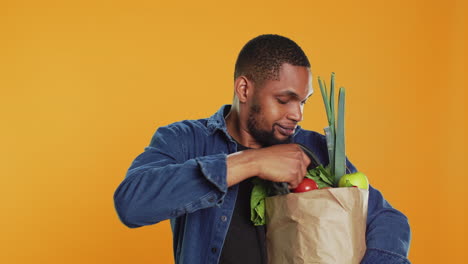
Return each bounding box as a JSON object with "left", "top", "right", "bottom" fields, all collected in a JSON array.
[{"left": 265, "top": 187, "right": 369, "bottom": 264}]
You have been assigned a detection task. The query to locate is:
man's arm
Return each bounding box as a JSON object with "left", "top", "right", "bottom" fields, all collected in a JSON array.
[
  {"left": 114, "top": 124, "right": 310, "bottom": 228},
  {"left": 226, "top": 144, "right": 310, "bottom": 188},
  {"left": 114, "top": 124, "right": 230, "bottom": 228}
]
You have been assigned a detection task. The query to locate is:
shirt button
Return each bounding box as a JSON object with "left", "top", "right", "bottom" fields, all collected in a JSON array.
[
  {"left": 211, "top": 247, "right": 217, "bottom": 254},
  {"left": 208, "top": 197, "right": 215, "bottom": 203},
  {"left": 221, "top": 215, "right": 227, "bottom": 222}
]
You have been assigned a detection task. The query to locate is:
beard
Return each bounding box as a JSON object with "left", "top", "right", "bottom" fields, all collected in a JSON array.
[{"left": 247, "top": 103, "right": 292, "bottom": 147}]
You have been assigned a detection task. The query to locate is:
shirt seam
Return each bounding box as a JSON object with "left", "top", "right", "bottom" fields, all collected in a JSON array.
[
  {"left": 183, "top": 191, "right": 217, "bottom": 213},
  {"left": 366, "top": 247, "right": 409, "bottom": 260}
]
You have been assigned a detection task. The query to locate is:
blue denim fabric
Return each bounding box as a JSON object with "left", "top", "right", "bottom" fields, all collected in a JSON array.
[{"left": 114, "top": 105, "right": 411, "bottom": 264}]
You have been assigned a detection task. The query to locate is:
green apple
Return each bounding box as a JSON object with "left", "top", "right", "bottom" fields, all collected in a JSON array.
[{"left": 338, "top": 172, "right": 369, "bottom": 189}]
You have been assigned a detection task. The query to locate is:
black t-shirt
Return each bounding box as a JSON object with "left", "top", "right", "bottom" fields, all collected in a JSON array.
[{"left": 219, "top": 143, "right": 267, "bottom": 264}]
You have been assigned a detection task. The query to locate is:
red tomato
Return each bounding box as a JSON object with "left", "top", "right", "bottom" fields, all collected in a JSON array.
[{"left": 292, "top": 178, "right": 319, "bottom": 193}]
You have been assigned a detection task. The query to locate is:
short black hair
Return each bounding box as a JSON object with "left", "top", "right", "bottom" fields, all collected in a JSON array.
[{"left": 234, "top": 34, "right": 310, "bottom": 87}]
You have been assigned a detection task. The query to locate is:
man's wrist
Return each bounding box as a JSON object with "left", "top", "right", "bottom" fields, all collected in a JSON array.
[{"left": 226, "top": 149, "right": 259, "bottom": 186}]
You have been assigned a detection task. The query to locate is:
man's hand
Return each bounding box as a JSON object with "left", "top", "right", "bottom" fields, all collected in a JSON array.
[
  {"left": 226, "top": 144, "right": 311, "bottom": 189},
  {"left": 254, "top": 144, "right": 311, "bottom": 189}
]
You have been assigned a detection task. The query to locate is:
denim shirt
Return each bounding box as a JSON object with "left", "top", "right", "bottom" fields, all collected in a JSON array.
[{"left": 114, "top": 105, "right": 411, "bottom": 264}]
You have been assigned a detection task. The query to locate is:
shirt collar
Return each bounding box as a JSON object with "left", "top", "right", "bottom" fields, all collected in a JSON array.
[{"left": 207, "top": 104, "right": 232, "bottom": 135}]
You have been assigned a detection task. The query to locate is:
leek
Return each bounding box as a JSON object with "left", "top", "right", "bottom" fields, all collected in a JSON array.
[
  {"left": 334, "top": 87, "right": 346, "bottom": 182},
  {"left": 318, "top": 73, "right": 347, "bottom": 185}
]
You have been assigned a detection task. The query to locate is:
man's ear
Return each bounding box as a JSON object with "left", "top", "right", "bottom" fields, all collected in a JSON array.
[{"left": 234, "top": 76, "right": 253, "bottom": 103}]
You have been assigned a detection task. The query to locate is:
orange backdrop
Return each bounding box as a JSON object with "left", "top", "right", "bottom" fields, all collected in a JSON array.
[{"left": 1, "top": 0, "right": 467, "bottom": 263}]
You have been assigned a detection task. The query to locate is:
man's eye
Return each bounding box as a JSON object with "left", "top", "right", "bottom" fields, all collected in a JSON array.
[
  {"left": 277, "top": 99, "right": 287, "bottom": 104},
  {"left": 301, "top": 100, "right": 307, "bottom": 105}
]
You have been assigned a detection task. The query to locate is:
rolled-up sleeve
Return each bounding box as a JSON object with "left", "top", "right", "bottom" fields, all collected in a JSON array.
[{"left": 113, "top": 124, "right": 229, "bottom": 228}]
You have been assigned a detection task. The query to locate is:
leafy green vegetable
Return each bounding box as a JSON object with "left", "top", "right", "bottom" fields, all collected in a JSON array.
[
  {"left": 250, "top": 178, "right": 268, "bottom": 226},
  {"left": 305, "top": 165, "right": 333, "bottom": 188}
]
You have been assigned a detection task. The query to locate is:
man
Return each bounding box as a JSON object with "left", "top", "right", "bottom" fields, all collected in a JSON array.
[{"left": 114, "top": 34, "right": 411, "bottom": 264}]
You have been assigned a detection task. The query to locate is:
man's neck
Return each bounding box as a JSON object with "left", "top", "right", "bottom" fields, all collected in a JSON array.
[{"left": 225, "top": 105, "right": 262, "bottom": 149}]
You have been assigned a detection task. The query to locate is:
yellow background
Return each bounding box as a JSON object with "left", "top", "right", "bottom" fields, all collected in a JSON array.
[{"left": 1, "top": 0, "right": 466, "bottom": 263}]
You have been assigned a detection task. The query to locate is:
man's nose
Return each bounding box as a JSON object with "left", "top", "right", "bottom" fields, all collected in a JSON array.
[{"left": 287, "top": 103, "right": 303, "bottom": 122}]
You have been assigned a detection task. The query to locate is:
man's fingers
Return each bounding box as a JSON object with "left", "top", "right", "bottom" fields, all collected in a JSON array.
[
  {"left": 299, "top": 151, "right": 309, "bottom": 179},
  {"left": 288, "top": 177, "right": 299, "bottom": 189},
  {"left": 302, "top": 151, "right": 311, "bottom": 167},
  {"left": 298, "top": 157, "right": 306, "bottom": 183},
  {"left": 257, "top": 144, "right": 313, "bottom": 188},
  {"left": 294, "top": 146, "right": 309, "bottom": 187}
]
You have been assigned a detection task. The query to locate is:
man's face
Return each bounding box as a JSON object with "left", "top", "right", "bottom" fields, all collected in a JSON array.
[{"left": 247, "top": 63, "right": 313, "bottom": 147}]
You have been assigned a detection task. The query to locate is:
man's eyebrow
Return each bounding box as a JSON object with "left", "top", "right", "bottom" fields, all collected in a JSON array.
[
  {"left": 277, "top": 90, "right": 312, "bottom": 101},
  {"left": 277, "top": 90, "right": 300, "bottom": 98}
]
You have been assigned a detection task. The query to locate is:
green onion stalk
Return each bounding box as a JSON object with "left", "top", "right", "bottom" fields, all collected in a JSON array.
[{"left": 317, "top": 73, "right": 346, "bottom": 186}]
